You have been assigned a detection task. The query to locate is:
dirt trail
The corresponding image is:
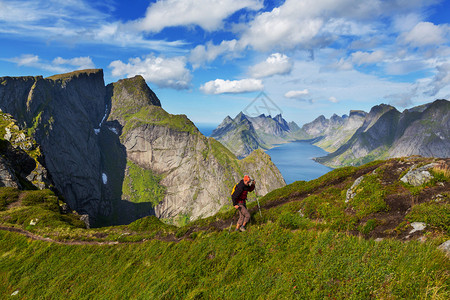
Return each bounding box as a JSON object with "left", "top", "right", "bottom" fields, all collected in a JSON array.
[{"left": 0, "top": 226, "right": 184, "bottom": 245}]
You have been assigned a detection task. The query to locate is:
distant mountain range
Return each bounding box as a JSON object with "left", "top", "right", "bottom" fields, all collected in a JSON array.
[
  {"left": 212, "top": 99, "right": 450, "bottom": 167},
  {"left": 211, "top": 112, "right": 307, "bottom": 158}
]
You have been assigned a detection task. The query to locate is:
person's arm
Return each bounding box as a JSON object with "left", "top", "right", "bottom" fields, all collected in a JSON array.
[{"left": 248, "top": 181, "right": 256, "bottom": 192}]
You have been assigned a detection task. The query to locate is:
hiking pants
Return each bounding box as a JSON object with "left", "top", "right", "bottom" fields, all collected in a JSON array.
[{"left": 237, "top": 203, "right": 250, "bottom": 226}]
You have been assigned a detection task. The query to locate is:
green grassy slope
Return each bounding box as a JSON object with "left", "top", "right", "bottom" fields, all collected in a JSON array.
[{"left": 0, "top": 157, "right": 449, "bottom": 299}]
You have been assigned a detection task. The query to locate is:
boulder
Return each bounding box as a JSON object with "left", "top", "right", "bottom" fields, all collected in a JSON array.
[{"left": 400, "top": 163, "right": 437, "bottom": 186}]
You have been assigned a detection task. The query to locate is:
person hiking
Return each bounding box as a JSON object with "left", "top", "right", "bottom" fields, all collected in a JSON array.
[{"left": 232, "top": 175, "right": 255, "bottom": 232}]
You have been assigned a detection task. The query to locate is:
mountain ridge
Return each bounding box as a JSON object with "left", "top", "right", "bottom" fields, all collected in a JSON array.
[{"left": 0, "top": 69, "right": 285, "bottom": 226}]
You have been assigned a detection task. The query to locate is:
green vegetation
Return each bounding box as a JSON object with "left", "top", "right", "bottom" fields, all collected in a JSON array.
[
  {"left": 0, "top": 224, "right": 448, "bottom": 299},
  {"left": 350, "top": 175, "right": 388, "bottom": 218},
  {"left": 46, "top": 69, "right": 101, "bottom": 82},
  {"left": 122, "top": 160, "right": 166, "bottom": 206},
  {"left": 0, "top": 157, "right": 449, "bottom": 298},
  {"left": 120, "top": 105, "right": 199, "bottom": 138},
  {"left": 406, "top": 202, "right": 450, "bottom": 233}
]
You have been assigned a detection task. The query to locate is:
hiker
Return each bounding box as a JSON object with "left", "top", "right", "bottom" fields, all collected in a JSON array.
[{"left": 232, "top": 175, "right": 255, "bottom": 232}]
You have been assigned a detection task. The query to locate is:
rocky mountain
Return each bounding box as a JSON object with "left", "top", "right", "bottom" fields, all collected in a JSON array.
[
  {"left": 303, "top": 110, "right": 367, "bottom": 152},
  {"left": 0, "top": 70, "right": 285, "bottom": 226},
  {"left": 314, "top": 100, "right": 450, "bottom": 167},
  {"left": 211, "top": 112, "right": 307, "bottom": 158}
]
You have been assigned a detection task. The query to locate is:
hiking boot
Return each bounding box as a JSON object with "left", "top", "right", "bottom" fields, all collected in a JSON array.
[
  {"left": 235, "top": 228, "right": 239, "bottom": 232},
  {"left": 239, "top": 226, "right": 246, "bottom": 232}
]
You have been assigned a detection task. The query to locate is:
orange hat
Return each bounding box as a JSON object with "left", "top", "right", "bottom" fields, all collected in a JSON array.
[{"left": 243, "top": 175, "right": 251, "bottom": 181}]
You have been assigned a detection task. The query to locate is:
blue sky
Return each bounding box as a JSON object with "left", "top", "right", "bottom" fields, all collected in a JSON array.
[{"left": 1, "top": 0, "right": 450, "bottom": 126}]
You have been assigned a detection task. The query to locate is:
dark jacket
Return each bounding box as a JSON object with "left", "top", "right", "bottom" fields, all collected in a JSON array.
[{"left": 232, "top": 180, "right": 255, "bottom": 206}]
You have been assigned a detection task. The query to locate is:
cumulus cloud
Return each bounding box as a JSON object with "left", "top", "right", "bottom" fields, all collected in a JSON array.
[
  {"left": 284, "top": 89, "right": 309, "bottom": 99},
  {"left": 321, "top": 58, "right": 353, "bottom": 72},
  {"left": 328, "top": 96, "right": 339, "bottom": 103},
  {"left": 189, "top": 40, "right": 241, "bottom": 68},
  {"left": 426, "top": 63, "right": 450, "bottom": 96},
  {"left": 248, "top": 53, "right": 293, "bottom": 78},
  {"left": 399, "top": 22, "right": 448, "bottom": 47},
  {"left": 134, "top": 0, "right": 262, "bottom": 32},
  {"left": 52, "top": 57, "right": 95, "bottom": 69},
  {"left": 384, "top": 86, "right": 418, "bottom": 108},
  {"left": 8, "top": 54, "right": 94, "bottom": 73},
  {"left": 200, "top": 78, "right": 263, "bottom": 94},
  {"left": 109, "top": 55, "right": 192, "bottom": 90},
  {"left": 351, "top": 50, "right": 385, "bottom": 66}
]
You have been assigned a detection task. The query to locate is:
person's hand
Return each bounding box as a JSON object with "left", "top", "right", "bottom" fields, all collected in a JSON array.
[{"left": 234, "top": 205, "right": 239, "bottom": 209}]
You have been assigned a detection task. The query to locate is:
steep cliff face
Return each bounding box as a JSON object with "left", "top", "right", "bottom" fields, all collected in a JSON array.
[
  {"left": 211, "top": 112, "right": 306, "bottom": 158},
  {"left": 0, "top": 70, "right": 106, "bottom": 217},
  {"left": 0, "top": 70, "right": 285, "bottom": 225},
  {"left": 316, "top": 100, "right": 450, "bottom": 167},
  {"left": 108, "top": 80, "right": 285, "bottom": 222},
  {"left": 301, "top": 111, "right": 366, "bottom": 152}
]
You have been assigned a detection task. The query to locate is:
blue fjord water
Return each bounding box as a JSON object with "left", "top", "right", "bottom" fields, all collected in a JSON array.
[
  {"left": 197, "top": 125, "right": 332, "bottom": 184},
  {"left": 265, "top": 141, "right": 333, "bottom": 184}
]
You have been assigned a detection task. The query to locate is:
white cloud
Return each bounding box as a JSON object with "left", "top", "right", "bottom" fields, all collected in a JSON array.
[
  {"left": 284, "top": 89, "right": 309, "bottom": 99},
  {"left": 109, "top": 55, "right": 192, "bottom": 90},
  {"left": 384, "top": 60, "right": 428, "bottom": 75},
  {"left": 427, "top": 63, "right": 450, "bottom": 96},
  {"left": 200, "top": 78, "right": 263, "bottom": 94},
  {"left": 0, "top": 1, "right": 185, "bottom": 52},
  {"left": 240, "top": 4, "right": 325, "bottom": 51},
  {"left": 321, "top": 58, "right": 353, "bottom": 72},
  {"left": 399, "top": 22, "right": 448, "bottom": 47},
  {"left": 328, "top": 96, "right": 338, "bottom": 103},
  {"left": 134, "top": 0, "right": 262, "bottom": 32},
  {"left": 52, "top": 57, "right": 95, "bottom": 69},
  {"left": 249, "top": 53, "right": 293, "bottom": 78},
  {"left": 8, "top": 54, "right": 95, "bottom": 73},
  {"left": 189, "top": 40, "right": 241, "bottom": 68},
  {"left": 351, "top": 50, "right": 385, "bottom": 66}
]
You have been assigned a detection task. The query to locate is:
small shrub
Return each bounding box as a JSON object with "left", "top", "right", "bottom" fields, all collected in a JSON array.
[
  {"left": 358, "top": 219, "right": 377, "bottom": 235},
  {"left": 0, "top": 187, "right": 20, "bottom": 210},
  {"left": 128, "top": 215, "right": 175, "bottom": 233},
  {"left": 278, "top": 211, "right": 309, "bottom": 230},
  {"left": 351, "top": 175, "right": 388, "bottom": 218},
  {"left": 405, "top": 203, "right": 450, "bottom": 233}
]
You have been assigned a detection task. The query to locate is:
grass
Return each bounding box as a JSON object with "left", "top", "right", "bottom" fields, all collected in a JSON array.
[
  {"left": 0, "top": 224, "right": 448, "bottom": 299},
  {"left": 0, "top": 157, "right": 449, "bottom": 298},
  {"left": 406, "top": 202, "right": 450, "bottom": 233},
  {"left": 122, "top": 160, "right": 166, "bottom": 207}
]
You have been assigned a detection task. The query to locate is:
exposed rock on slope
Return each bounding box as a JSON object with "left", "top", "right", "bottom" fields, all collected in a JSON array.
[
  {"left": 211, "top": 112, "right": 306, "bottom": 158},
  {"left": 108, "top": 78, "right": 285, "bottom": 221},
  {"left": 316, "top": 100, "right": 449, "bottom": 167},
  {"left": 0, "top": 70, "right": 105, "bottom": 217},
  {"left": 0, "top": 70, "right": 285, "bottom": 225}
]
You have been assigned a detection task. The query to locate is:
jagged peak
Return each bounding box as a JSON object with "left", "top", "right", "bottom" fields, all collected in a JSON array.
[
  {"left": 109, "top": 75, "right": 161, "bottom": 110},
  {"left": 234, "top": 111, "right": 248, "bottom": 122},
  {"left": 349, "top": 110, "right": 367, "bottom": 118},
  {"left": 369, "top": 103, "right": 397, "bottom": 115}
]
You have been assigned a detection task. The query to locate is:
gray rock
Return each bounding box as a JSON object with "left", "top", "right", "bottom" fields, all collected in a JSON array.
[
  {"left": 409, "top": 222, "right": 426, "bottom": 234},
  {"left": 0, "top": 156, "right": 21, "bottom": 188},
  {"left": 80, "top": 214, "right": 90, "bottom": 229},
  {"left": 400, "top": 163, "right": 437, "bottom": 186},
  {"left": 346, "top": 175, "right": 364, "bottom": 203},
  {"left": 438, "top": 240, "right": 450, "bottom": 256}
]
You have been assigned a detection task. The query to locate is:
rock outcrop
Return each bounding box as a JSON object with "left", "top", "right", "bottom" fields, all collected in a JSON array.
[
  {"left": 108, "top": 78, "right": 285, "bottom": 222},
  {"left": 0, "top": 70, "right": 285, "bottom": 225},
  {"left": 314, "top": 100, "right": 449, "bottom": 167},
  {"left": 211, "top": 112, "right": 307, "bottom": 158}
]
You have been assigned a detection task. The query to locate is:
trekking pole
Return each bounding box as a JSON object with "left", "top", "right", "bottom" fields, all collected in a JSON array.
[{"left": 255, "top": 186, "right": 262, "bottom": 218}]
